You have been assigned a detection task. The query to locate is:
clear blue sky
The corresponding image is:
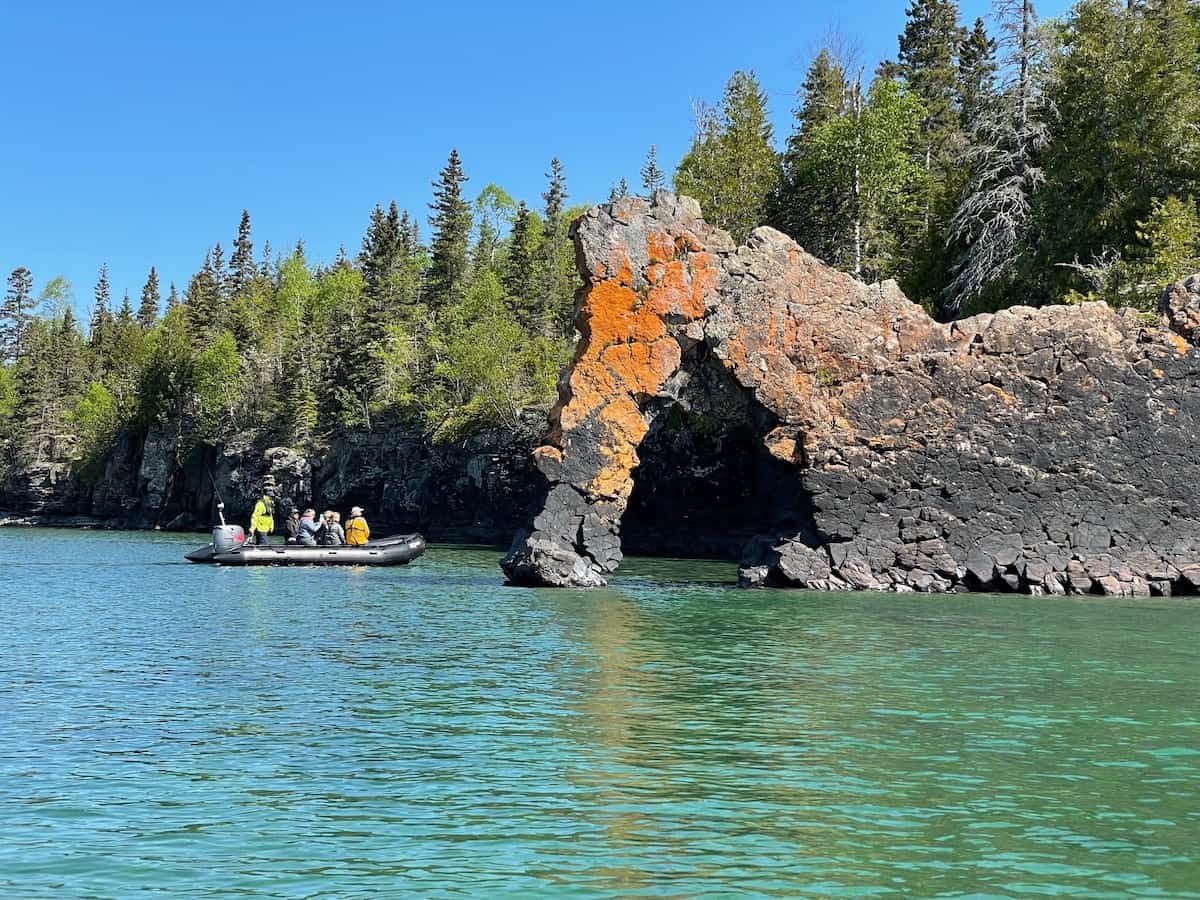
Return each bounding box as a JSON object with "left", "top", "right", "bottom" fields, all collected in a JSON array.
[{"left": 0, "top": 0, "right": 1068, "bottom": 314}]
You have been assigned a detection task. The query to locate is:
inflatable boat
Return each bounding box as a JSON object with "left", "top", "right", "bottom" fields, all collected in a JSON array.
[{"left": 185, "top": 512, "right": 426, "bottom": 567}]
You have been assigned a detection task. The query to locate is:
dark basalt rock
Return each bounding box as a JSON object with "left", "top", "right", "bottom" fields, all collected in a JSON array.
[
  {"left": 502, "top": 190, "right": 1200, "bottom": 594},
  {"left": 1, "top": 417, "right": 544, "bottom": 543}
]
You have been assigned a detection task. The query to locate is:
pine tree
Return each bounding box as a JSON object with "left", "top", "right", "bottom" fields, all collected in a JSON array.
[
  {"left": 166, "top": 282, "right": 180, "bottom": 310},
  {"left": 359, "top": 203, "right": 401, "bottom": 304},
  {"left": 259, "top": 241, "right": 274, "bottom": 280},
  {"left": 1, "top": 267, "right": 35, "bottom": 364},
  {"left": 186, "top": 250, "right": 221, "bottom": 334},
  {"left": 958, "top": 17, "right": 998, "bottom": 127},
  {"left": 118, "top": 290, "right": 135, "bottom": 324},
  {"left": 538, "top": 158, "right": 574, "bottom": 335},
  {"left": 90, "top": 263, "right": 113, "bottom": 351},
  {"left": 505, "top": 200, "right": 535, "bottom": 302},
  {"left": 138, "top": 266, "right": 160, "bottom": 328},
  {"left": 641, "top": 146, "right": 665, "bottom": 192},
  {"left": 674, "top": 70, "right": 780, "bottom": 242},
  {"left": 210, "top": 242, "right": 227, "bottom": 299},
  {"left": 230, "top": 209, "right": 255, "bottom": 296},
  {"left": 426, "top": 149, "right": 472, "bottom": 308},
  {"left": 897, "top": 0, "right": 966, "bottom": 164}
]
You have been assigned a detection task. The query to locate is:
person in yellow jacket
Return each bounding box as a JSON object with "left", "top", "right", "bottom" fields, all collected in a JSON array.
[
  {"left": 345, "top": 506, "right": 370, "bottom": 546},
  {"left": 249, "top": 489, "right": 276, "bottom": 545}
]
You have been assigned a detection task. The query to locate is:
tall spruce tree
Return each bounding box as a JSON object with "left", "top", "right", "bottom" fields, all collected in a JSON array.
[
  {"left": 1, "top": 267, "right": 35, "bottom": 364},
  {"left": 118, "top": 290, "right": 135, "bottom": 324},
  {"left": 538, "top": 158, "right": 572, "bottom": 334},
  {"left": 896, "top": 0, "right": 966, "bottom": 165},
  {"left": 674, "top": 70, "right": 780, "bottom": 242},
  {"left": 90, "top": 263, "right": 113, "bottom": 350},
  {"left": 138, "top": 266, "right": 160, "bottom": 328},
  {"left": 641, "top": 146, "right": 665, "bottom": 192},
  {"left": 426, "top": 149, "right": 472, "bottom": 308},
  {"left": 210, "top": 242, "right": 227, "bottom": 299},
  {"left": 893, "top": 0, "right": 968, "bottom": 305},
  {"left": 230, "top": 209, "right": 255, "bottom": 296},
  {"left": 505, "top": 200, "right": 535, "bottom": 303},
  {"left": 958, "top": 17, "right": 998, "bottom": 128}
]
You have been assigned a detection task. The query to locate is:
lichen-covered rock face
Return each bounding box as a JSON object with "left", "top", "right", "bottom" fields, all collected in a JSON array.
[{"left": 502, "top": 191, "right": 1200, "bottom": 595}]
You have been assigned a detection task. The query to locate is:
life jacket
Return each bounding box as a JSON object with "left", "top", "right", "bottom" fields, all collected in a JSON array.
[
  {"left": 250, "top": 497, "right": 275, "bottom": 534},
  {"left": 345, "top": 516, "right": 370, "bottom": 546}
]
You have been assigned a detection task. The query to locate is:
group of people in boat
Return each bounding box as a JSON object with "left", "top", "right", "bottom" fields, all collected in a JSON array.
[{"left": 248, "top": 485, "right": 370, "bottom": 547}]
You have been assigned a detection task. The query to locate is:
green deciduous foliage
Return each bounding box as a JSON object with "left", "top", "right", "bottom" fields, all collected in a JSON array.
[
  {"left": 775, "top": 71, "right": 925, "bottom": 282},
  {"left": 67, "top": 381, "right": 118, "bottom": 481}
]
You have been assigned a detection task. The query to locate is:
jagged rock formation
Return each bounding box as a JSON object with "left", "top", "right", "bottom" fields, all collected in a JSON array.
[
  {"left": 1, "top": 418, "right": 544, "bottom": 543},
  {"left": 502, "top": 191, "right": 1200, "bottom": 595}
]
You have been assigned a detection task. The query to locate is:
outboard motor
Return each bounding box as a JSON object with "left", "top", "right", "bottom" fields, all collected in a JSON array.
[
  {"left": 212, "top": 502, "right": 245, "bottom": 553},
  {"left": 213, "top": 524, "right": 246, "bottom": 553}
]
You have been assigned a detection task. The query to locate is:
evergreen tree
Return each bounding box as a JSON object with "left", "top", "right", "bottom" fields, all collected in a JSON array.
[
  {"left": 186, "top": 250, "right": 220, "bottom": 334},
  {"left": 674, "top": 70, "right": 780, "bottom": 242},
  {"left": 259, "top": 241, "right": 274, "bottom": 280},
  {"left": 118, "top": 290, "right": 135, "bottom": 324},
  {"left": 426, "top": 149, "right": 472, "bottom": 308},
  {"left": 538, "top": 158, "right": 572, "bottom": 334},
  {"left": 958, "top": 17, "right": 998, "bottom": 127},
  {"left": 138, "top": 266, "right": 161, "bottom": 327},
  {"left": 359, "top": 202, "right": 401, "bottom": 304},
  {"left": 1, "top": 267, "right": 35, "bottom": 364},
  {"left": 892, "top": 0, "right": 968, "bottom": 305},
  {"left": 90, "top": 263, "right": 113, "bottom": 361},
  {"left": 641, "top": 146, "right": 665, "bottom": 192},
  {"left": 166, "top": 282, "right": 180, "bottom": 310},
  {"left": 896, "top": 0, "right": 966, "bottom": 164},
  {"left": 210, "top": 242, "right": 227, "bottom": 299},
  {"left": 505, "top": 201, "right": 536, "bottom": 301},
  {"left": 230, "top": 209, "right": 255, "bottom": 296}
]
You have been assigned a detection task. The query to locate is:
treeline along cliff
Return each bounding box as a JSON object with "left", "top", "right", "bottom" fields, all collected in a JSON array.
[{"left": 3, "top": 0, "right": 1200, "bottom": 558}]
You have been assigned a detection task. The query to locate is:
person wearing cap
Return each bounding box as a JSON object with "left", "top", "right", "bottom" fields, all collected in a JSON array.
[
  {"left": 249, "top": 488, "right": 276, "bottom": 545},
  {"left": 345, "top": 507, "right": 370, "bottom": 546}
]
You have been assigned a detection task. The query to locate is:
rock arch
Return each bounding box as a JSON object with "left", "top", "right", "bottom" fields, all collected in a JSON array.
[{"left": 502, "top": 192, "right": 1200, "bottom": 595}]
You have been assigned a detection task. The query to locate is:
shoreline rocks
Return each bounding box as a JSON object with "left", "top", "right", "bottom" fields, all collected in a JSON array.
[{"left": 502, "top": 191, "right": 1200, "bottom": 594}]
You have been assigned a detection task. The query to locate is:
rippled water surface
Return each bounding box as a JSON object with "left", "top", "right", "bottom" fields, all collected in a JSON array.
[{"left": 1, "top": 528, "right": 1198, "bottom": 897}]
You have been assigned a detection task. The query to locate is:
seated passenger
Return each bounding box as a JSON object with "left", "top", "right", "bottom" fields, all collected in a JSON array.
[
  {"left": 321, "top": 511, "right": 345, "bottom": 546},
  {"left": 345, "top": 507, "right": 370, "bottom": 546},
  {"left": 297, "top": 508, "right": 322, "bottom": 546},
  {"left": 285, "top": 509, "right": 301, "bottom": 545}
]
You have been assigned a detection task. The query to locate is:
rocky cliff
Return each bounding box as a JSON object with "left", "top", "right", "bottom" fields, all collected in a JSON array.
[
  {"left": 0, "top": 416, "right": 545, "bottom": 543},
  {"left": 502, "top": 191, "right": 1200, "bottom": 595}
]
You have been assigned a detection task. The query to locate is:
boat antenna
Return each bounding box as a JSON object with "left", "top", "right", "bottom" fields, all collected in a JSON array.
[{"left": 207, "top": 469, "right": 226, "bottom": 526}]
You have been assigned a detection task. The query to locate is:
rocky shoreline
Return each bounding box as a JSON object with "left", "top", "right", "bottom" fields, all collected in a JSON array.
[
  {"left": 0, "top": 415, "right": 547, "bottom": 545},
  {"left": 502, "top": 192, "right": 1200, "bottom": 596}
]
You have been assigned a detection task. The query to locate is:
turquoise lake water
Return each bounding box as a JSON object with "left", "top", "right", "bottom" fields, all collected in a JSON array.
[{"left": 1, "top": 528, "right": 1198, "bottom": 897}]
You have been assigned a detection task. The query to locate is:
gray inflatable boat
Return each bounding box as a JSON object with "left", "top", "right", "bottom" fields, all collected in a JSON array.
[{"left": 186, "top": 520, "right": 426, "bottom": 567}]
